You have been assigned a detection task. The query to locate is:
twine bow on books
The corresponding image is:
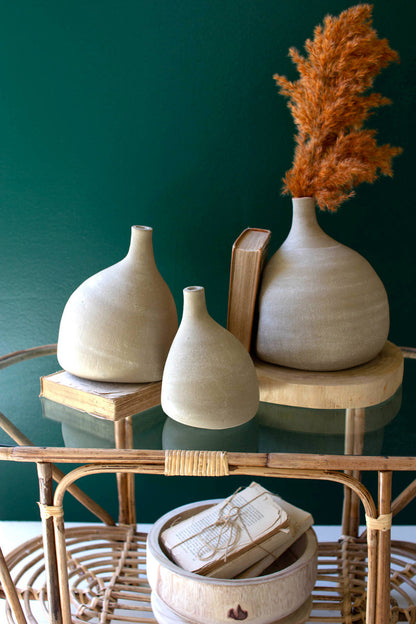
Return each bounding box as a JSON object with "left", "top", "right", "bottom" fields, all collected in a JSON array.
[
  {"left": 170, "top": 489, "right": 289, "bottom": 564},
  {"left": 197, "top": 504, "right": 243, "bottom": 562}
]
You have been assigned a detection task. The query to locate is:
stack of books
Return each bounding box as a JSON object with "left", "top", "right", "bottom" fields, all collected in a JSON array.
[{"left": 160, "top": 482, "right": 313, "bottom": 579}]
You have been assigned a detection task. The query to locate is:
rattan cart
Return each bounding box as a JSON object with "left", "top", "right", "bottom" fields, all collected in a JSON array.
[{"left": 0, "top": 344, "right": 415, "bottom": 624}]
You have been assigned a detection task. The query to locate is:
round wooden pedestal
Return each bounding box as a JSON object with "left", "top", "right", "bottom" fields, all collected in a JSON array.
[{"left": 254, "top": 341, "right": 404, "bottom": 410}]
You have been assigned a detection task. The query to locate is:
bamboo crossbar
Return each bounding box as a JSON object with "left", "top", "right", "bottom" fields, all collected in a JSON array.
[
  {"left": 391, "top": 477, "right": 416, "bottom": 517},
  {"left": 1, "top": 446, "right": 416, "bottom": 472},
  {"left": 51, "top": 462, "right": 378, "bottom": 518},
  {"left": 0, "top": 344, "right": 57, "bottom": 370},
  {"left": 401, "top": 346, "right": 416, "bottom": 359}
]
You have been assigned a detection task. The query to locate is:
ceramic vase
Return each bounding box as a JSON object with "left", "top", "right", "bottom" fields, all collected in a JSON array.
[
  {"left": 161, "top": 286, "right": 259, "bottom": 429},
  {"left": 57, "top": 225, "right": 178, "bottom": 382},
  {"left": 256, "top": 197, "right": 390, "bottom": 371}
]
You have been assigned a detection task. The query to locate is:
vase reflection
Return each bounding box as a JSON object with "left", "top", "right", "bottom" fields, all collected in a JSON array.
[
  {"left": 42, "top": 384, "right": 402, "bottom": 457},
  {"left": 162, "top": 415, "right": 259, "bottom": 452}
]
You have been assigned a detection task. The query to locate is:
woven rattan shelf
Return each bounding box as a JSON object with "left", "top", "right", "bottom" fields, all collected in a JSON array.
[{"left": 2, "top": 525, "right": 416, "bottom": 624}]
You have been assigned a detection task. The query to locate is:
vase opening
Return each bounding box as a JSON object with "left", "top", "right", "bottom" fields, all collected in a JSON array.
[
  {"left": 132, "top": 225, "right": 153, "bottom": 231},
  {"left": 184, "top": 286, "right": 204, "bottom": 292},
  {"left": 127, "top": 225, "right": 155, "bottom": 264}
]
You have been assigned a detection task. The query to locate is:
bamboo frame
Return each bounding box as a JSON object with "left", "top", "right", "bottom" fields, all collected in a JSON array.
[
  {"left": 0, "top": 410, "right": 115, "bottom": 527},
  {"left": 0, "top": 447, "right": 414, "bottom": 623},
  {"left": 0, "top": 344, "right": 57, "bottom": 370},
  {"left": 37, "top": 458, "right": 379, "bottom": 624},
  {"left": 0, "top": 345, "right": 114, "bottom": 527},
  {"left": 2, "top": 445, "right": 416, "bottom": 471},
  {"left": 0, "top": 344, "right": 415, "bottom": 624}
]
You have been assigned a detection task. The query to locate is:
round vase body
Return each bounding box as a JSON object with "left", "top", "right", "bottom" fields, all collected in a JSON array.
[
  {"left": 256, "top": 198, "right": 390, "bottom": 371},
  {"left": 161, "top": 286, "right": 259, "bottom": 429},
  {"left": 57, "top": 226, "right": 178, "bottom": 382}
]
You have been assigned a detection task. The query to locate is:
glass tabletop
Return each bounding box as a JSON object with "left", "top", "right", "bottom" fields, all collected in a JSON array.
[
  {"left": 38, "top": 356, "right": 415, "bottom": 458},
  {"left": 0, "top": 344, "right": 415, "bottom": 525},
  {"left": 0, "top": 342, "right": 414, "bottom": 459}
]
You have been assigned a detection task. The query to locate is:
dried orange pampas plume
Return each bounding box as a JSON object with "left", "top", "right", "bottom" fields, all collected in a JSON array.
[{"left": 275, "top": 4, "right": 402, "bottom": 211}]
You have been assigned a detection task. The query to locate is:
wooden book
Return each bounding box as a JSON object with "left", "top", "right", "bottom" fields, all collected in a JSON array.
[
  {"left": 40, "top": 370, "right": 161, "bottom": 421},
  {"left": 227, "top": 228, "right": 271, "bottom": 351}
]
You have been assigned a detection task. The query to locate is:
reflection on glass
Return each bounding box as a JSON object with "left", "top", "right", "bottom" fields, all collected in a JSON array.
[
  {"left": 257, "top": 386, "right": 402, "bottom": 455},
  {"left": 41, "top": 385, "right": 403, "bottom": 456},
  {"left": 41, "top": 398, "right": 165, "bottom": 449},
  {"left": 162, "top": 416, "right": 259, "bottom": 452}
]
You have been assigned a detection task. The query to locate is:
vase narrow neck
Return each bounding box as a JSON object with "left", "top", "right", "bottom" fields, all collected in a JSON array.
[
  {"left": 182, "top": 286, "right": 209, "bottom": 321},
  {"left": 126, "top": 225, "right": 157, "bottom": 267},
  {"left": 287, "top": 197, "right": 330, "bottom": 247}
]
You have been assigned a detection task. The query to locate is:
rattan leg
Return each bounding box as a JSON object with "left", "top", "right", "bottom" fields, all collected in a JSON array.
[
  {"left": 376, "top": 470, "right": 392, "bottom": 624},
  {"left": 342, "top": 408, "right": 365, "bottom": 537},
  {"left": 350, "top": 408, "right": 365, "bottom": 536},
  {"left": 37, "top": 462, "right": 63, "bottom": 624},
  {"left": 0, "top": 545, "right": 26, "bottom": 624},
  {"left": 342, "top": 408, "right": 354, "bottom": 535},
  {"left": 52, "top": 506, "right": 72, "bottom": 624},
  {"left": 115, "top": 418, "right": 136, "bottom": 525},
  {"left": 366, "top": 526, "right": 378, "bottom": 624},
  {"left": 125, "top": 416, "right": 136, "bottom": 523}
]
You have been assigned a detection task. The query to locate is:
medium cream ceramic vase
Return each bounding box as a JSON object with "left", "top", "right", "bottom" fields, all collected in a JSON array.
[
  {"left": 57, "top": 225, "right": 178, "bottom": 382},
  {"left": 256, "top": 197, "right": 390, "bottom": 371},
  {"left": 161, "top": 286, "right": 259, "bottom": 429}
]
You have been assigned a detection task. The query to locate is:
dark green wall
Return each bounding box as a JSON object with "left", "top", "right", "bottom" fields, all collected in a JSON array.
[{"left": 0, "top": 1, "right": 415, "bottom": 525}]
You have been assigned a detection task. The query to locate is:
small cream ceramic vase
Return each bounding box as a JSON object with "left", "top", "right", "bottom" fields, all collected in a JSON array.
[
  {"left": 256, "top": 197, "right": 390, "bottom": 371},
  {"left": 161, "top": 286, "right": 259, "bottom": 429},
  {"left": 57, "top": 225, "right": 178, "bottom": 382}
]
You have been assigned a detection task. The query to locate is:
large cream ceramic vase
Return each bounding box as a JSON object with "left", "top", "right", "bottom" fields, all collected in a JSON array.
[
  {"left": 57, "top": 225, "right": 178, "bottom": 382},
  {"left": 162, "top": 286, "right": 259, "bottom": 429},
  {"left": 256, "top": 197, "right": 390, "bottom": 371}
]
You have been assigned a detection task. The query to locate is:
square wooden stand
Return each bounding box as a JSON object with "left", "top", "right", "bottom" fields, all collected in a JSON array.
[{"left": 40, "top": 371, "right": 162, "bottom": 525}]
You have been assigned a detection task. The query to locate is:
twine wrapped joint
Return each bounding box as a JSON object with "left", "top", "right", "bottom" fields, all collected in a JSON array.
[
  {"left": 37, "top": 502, "right": 64, "bottom": 521},
  {"left": 164, "top": 450, "right": 229, "bottom": 477},
  {"left": 365, "top": 513, "right": 392, "bottom": 532}
]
